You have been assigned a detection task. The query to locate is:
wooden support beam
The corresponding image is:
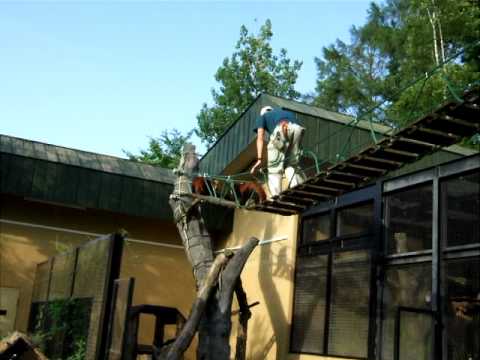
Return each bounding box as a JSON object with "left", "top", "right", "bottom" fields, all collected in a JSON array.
[
  {"left": 279, "top": 195, "right": 316, "bottom": 206},
  {"left": 410, "top": 125, "right": 461, "bottom": 140},
  {"left": 359, "top": 155, "right": 403, "bottom": 167},
  {"left": 463, "top": 103, "right": 479, "bottom": 112},
  {"left": 329, "top": 170, "right": 366, "bottom": 179},
  {"left": 341, "top": 163, "right": 387, "bottom": 174},
  {"left": 322, "top": 177, "right": 357, "bottom": 187},
  {"left": 438, "top": 114, "right": 480, "bottom": 129},
  {"left": 268, "top": 199, "right": 306, "bottom": 211},
  {"left": 381, "top": 148, "right": 419, "bottom": 158},
  {"left": 394, "top": 137, "right": 438, "bottom": 149},
  {"left": 301, "top": 183, "right": 343, "bottom": 193},
  {"left": 253, "top": 205, "right": 298, "bottom": 215},
  {"left": 189, "top": 194, "right": 238, "bottom": 208},
  {"left": 286, "top": 189, "right": 332, "bottom": 199}
]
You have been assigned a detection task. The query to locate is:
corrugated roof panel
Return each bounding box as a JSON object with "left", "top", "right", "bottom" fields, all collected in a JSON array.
[{"left": 229, "top": 122, "right": 237, "bottom": 164}]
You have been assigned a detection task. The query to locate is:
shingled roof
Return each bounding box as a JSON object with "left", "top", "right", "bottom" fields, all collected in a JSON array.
[{"left": 0, "top": 134, "right": 175, "bottom": 220}]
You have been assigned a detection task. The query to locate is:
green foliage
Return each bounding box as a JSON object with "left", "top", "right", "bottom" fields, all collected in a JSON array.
[
  {"left": 66, "top": 338, "right": 87, "bottom": 360},
  {"left": 31, "top": 299, "right": 91, "bottom": 360},
  {"left": 313, "top": 0, "right": 480, "bottom": 129},
  {"left": 196, "top": 19, "right": 303, "bottom": 145},
  {"left": 125, "top": 129, "right": 192, "bottom": 169}
]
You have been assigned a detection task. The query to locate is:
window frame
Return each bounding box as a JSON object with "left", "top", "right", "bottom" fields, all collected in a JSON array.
[
  {"left": 380, "top": 155, "right": 480, "bottom": 360},
  {"left": 292, "top": 155, "right": 480, "bottom": 360},
  {"left": 291, "top": 184, "right": 381, "bottom": 359},
  {"left": 383, "top": 180, "right": 434, "bottom": 257}
]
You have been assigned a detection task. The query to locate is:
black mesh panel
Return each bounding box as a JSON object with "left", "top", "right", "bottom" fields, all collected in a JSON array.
[
  {"left": 291, "top": 254, "right": 328, "bottom": 354},
  {"left": 328, "top": 250, "right": 370, "bottom": 358},
  {"left": 382, "top": 262, "right": 432, "bottom": 359}
]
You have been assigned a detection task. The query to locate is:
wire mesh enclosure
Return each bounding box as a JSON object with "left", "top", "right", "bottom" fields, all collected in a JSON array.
[{"left": 29, "top": 233, "right": 124, "bottom": 360}]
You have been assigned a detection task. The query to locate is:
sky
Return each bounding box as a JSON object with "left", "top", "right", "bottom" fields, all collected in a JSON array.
[{"left": 0, "top": 0, "right": 374, "bottom": 157}]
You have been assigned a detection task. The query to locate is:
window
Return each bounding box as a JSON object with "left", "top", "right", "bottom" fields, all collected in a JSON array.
[
  {"left": 302, "top": 213, "right": 330, "bottom": 243},
  {"left": 444, "top": 257, "right": 480, "bottom": 360},
  {"left": 442, "top": 171, "right": 480, "bottom": 247},
  {"left": 385, "top": 183, "right": 433, "bottom": 254},
  {"left": 291, "top": 254, "right": 328, "bottom": 354},
  {"left": 292, "top": 202, "right": 374, "bottom": 358},
  {"left": 337, "top": 202, "right": 374, "bottom": 237},
  {"left": 381, "top": 262, "right": 432, "bottom": 360},
  {"left": 327, "top": 251, "right": 370, "bottom": 358}
]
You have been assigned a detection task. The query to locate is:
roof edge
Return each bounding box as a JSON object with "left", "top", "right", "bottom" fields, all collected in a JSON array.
[{"left": 0, "top": 133, "right": 175, "bottom": 184}]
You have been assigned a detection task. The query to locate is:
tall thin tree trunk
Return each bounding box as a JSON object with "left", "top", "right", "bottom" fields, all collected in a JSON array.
[{"left": 427, "top": 7, "right": 440, "bottom": 66}]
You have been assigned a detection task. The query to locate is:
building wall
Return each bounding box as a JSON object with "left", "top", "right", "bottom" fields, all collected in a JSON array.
[
  {"left": 219, "top": 209, "right": 359, "bottom": 360},
  {"left": 0, "top": 194, "right": 196, "bottom": 357}
]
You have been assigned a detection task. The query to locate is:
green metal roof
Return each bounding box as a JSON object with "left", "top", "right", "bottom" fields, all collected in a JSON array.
[
  {"left": 0, "top": 134, "right": 175, "bottom": 220},
  {"left": 0, "top": 134, "right": 174, "bottom": 184},
  {"left": 199, "top": 93, "right": 477, "bottom": 176}
]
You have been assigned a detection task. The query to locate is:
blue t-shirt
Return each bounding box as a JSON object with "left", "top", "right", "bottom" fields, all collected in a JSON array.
[{"left": 254, "top": 108, "right": 297, "bottom": 134}]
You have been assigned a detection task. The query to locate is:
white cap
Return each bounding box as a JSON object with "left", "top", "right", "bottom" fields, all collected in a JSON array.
[{"left": 260, "top": 106, "right": 273, "bottom": 116}]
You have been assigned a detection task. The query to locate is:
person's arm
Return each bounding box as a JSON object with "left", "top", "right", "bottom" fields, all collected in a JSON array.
[{"left": 250, "top": 128, "right": 265, "bottom": 174}]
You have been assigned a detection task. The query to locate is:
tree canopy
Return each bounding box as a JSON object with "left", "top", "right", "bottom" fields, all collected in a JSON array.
[
  {"left": 130, "top": 2, "right": 479, "bottom": 167},
  {"left": 124, "top": 129, "right": 192, "bottom": 169},
  {"left": 313, "top": 0, "right": 480, "bottom": 128},
  {"left": 196, "top": 19, "right": 303, "bottom": 145}
]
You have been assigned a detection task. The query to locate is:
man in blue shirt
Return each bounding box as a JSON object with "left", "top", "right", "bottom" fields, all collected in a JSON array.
[{"left": 250, "top": 106, "right": 306, "bottom": 197}]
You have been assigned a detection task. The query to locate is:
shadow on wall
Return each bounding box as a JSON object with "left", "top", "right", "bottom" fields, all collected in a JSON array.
[{"left": 235, "top": 215, "right": 295, "bottom": 360}]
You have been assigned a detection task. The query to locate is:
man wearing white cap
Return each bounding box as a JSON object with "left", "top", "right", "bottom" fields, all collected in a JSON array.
[{"left": 250, "top": 106, "right": 306, "bottom": 197}]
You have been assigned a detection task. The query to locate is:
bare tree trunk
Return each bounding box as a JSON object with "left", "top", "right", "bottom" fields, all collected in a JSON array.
[
  {"left": 162, "top": 144, "right": 258, "bottom": 360},
  {"left": 427, "top": 6, "right": 440, "bottom": 66}
]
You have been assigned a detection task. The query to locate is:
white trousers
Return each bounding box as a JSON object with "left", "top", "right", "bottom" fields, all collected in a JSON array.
[{"left": 266, "top": 122, "right": 306, "bottom": 197}]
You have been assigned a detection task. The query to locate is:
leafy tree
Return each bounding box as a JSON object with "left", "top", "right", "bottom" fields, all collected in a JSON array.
[
  {"left": 125, "top": 129, "right": 192, "bottom": 169},
  {"left": 196, "top": 19, "right": 303, "bottom": 145},
  {"left": 313, "top": 0, "right": 480, "bottom": 128}
]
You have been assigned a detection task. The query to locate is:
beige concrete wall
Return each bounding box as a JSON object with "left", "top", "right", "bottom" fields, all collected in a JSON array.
[
  {"left": 0, "top": 192, "right": 359, "bottom": 360},
  {"left": 221, "top": 209, "right": 356, "bottom": 360},
  {"left": 0, "top": 194, "right": 196, "bottom": 358}
]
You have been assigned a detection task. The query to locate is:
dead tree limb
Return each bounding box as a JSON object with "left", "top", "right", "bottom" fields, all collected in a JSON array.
[
  {"left": 197, "top": 238, "right": 259, "bottom": 360},
  {"left": 164, "top": 144, "right": 259, "bottom": 360},
  {"left": 234, "top": 280, "right": 251, "bottom": 360},
  {"left": 156, "top": 252, "right": 229, "bottom": 360}
]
